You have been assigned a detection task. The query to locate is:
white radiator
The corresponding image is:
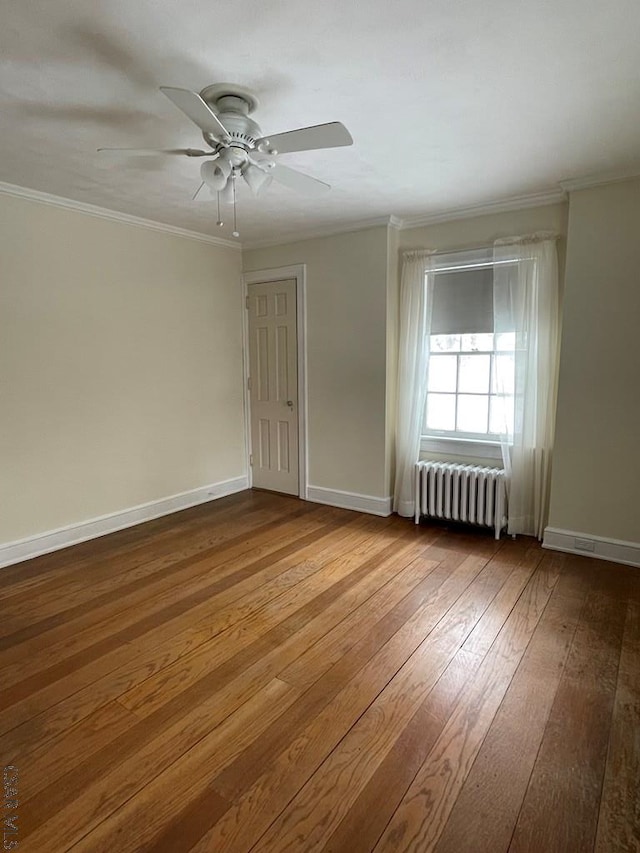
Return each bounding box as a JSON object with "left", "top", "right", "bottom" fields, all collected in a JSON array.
[{"left": 415, "top": 461, "right": 507, "bottom": 540}]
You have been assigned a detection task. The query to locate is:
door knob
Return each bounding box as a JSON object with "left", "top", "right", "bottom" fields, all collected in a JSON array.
[{"left": 286, "top": 400, "right": 294, "bottom": 407}]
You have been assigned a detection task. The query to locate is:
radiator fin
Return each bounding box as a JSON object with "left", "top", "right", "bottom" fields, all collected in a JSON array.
[{"left": 415, "top": 461, "right": 507, "bottom": 540}]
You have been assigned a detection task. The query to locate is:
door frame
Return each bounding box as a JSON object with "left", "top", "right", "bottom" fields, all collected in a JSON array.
[{"left": 241, "top": 264, "right": 308, "bottom": 499}]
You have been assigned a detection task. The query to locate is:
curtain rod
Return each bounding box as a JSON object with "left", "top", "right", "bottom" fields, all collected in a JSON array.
[{"left": 404, "top": 232, "right": 559, "bottom": 259}]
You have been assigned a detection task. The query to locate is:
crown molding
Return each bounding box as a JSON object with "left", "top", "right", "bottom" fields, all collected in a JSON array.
[
  {"left": 0, "top": 180, "right": 241, "bottom": 250},
  {"left": 559, "top": 167, "right": 640, "bottom": 192},
  {"left": 397, "top": 188, "right": 567, "bottom": 231},
  {"left": 8, "top": 166, "right": 637, "bottom": 256},
  {"left": 242, "top": 215, "right": 400, "bottom": 251}
]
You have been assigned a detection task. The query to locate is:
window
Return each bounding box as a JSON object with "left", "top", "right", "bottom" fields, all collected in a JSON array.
[
  {"left": 425, "top": 331, "right": 515, "bottom": 439},
  {"left": 422, "top": 253, "right": 516, "bottom": 446}
]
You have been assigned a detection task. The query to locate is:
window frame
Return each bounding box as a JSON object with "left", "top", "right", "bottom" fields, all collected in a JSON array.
[
  {"left": 421, "top": 248, "right": 515, "bottom": 454},
  {"left": 420, "top": 434, "right": 503, "bottom": 461}
]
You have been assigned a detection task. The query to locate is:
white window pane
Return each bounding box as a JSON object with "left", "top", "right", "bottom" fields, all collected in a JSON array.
[
  {"left": 457, "top": 395, "right": 489, "bottom": 433},
  {"left": 460, "top": 333, "right": 494, "bottom": 352},
  {"left": 493, "top": 353, "right": 515, "bottom": 394},
  {"left": 495, "top": 332, "right": 516, "bottom": 351},
  {"left": 489, "top": 395, "right": 515, "bottom": 434},
  {"left": 431, "top": 334, "right": 460, "bottom": 353},
  {"left": 458, "top": 354, "right": 490, "bottom": 393},
  {"left": 428, "top": 355, "right": 457, "bottom": 392},
  {"left": 426, "top": 394, "right": 456, "bottom": 431},
  {"left": 489, "top": 395, "right": 505, "bottom": 434}
]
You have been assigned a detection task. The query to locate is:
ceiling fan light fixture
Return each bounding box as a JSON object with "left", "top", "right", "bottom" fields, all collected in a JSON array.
[
  {"left": 243, "top": 163, "right": 273, "bottom": 196},
  {"left": 201, "top": 158, "right": 231, "bottom": 192}
]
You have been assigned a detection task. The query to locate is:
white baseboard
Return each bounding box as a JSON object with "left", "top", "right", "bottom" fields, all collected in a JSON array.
[
  {"left": 542, "top": 527, "right": 640, "bottom": 568},
  {"left": 0, "top": 475, "right": 249, "bottom": 569},
  {"left": 306, "top": 485, "right": 392, "bottom": 517}
]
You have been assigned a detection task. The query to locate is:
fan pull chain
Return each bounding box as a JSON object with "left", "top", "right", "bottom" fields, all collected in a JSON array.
[
  {"left": 216, "top": 191, "right": 223, "bottom": 227},
  {"left": 232, "top": 172, "right": 239, "bottom": 238}
]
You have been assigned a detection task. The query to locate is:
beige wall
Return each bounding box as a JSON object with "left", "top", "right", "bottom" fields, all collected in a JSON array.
[
  {"left": 548, "top": 179, "right": 640, "bottom": 543},
  {"left": 243, "top": 227, "right": 390, "bottom": 498},
  {"left": 0, "top": 193, "right": 245, "bottom": 544},
  {"left": 4, "top": 181, "right": 636, "bottom": 553},
  {"left": 244, "top": 208, "right": 570, "bottom": 499},
  {"left": 398, "top": 204, "right": 569, "bottom": 254}
]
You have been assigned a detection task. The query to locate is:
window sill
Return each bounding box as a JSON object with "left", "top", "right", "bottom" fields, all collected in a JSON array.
[{"left": 420, "top": 435, "right": 504, "bottom": 462}]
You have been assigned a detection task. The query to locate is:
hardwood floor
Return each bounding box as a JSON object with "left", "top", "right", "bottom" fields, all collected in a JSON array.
[{"left": 1, "top": 490, "right": 638, "bottom": 852}]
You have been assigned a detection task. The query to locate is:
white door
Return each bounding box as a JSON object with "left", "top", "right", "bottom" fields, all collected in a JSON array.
[{"left": 247, "top": 279, "right": 299, "bottom": 495}]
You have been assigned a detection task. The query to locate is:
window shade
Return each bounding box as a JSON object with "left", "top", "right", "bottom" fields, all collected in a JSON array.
[{"left": 430, "top": 267, "right": 494, "bottom": 334}]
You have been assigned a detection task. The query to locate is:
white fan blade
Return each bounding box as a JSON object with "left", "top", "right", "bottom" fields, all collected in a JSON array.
[
  {"left": 269, "top": 163, "right": 330, "bottom": 195},
  {"left": 256, "top": 122, "right": 352, "bottom": 155},
  {"left": 160, "top": 87, "right": 230, "bottom": 140},
  {"left": 98, "top": 147, "right": 210, "bottom": 157}
]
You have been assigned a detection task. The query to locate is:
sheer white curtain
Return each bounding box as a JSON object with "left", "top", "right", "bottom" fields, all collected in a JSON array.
[
  {"left": 493, "top": 234, "right": 560, "bottom": 539},
  {"left": 393, "top": 250, "right": 435, "bottom": 517}
]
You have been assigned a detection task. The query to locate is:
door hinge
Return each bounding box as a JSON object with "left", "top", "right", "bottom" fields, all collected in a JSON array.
[
  {"left": 247, "top": 376, "right": 252, "bottom": 390},
  {"left": 245, "top": 295, "right": 249, "bottom": 309},
  {"left": 249, "top": 454, "right": 253, "bottom": 466}
]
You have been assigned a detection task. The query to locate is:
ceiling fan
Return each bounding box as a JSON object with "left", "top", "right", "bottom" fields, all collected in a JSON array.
[{"left": 99, "top": 84, "right": 353, "bottom": 235}]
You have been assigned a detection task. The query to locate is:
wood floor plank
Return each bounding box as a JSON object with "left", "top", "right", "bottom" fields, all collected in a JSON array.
[
  {"left": 116, "top": 520, "right": 411, "bottom": 718},
  {"left": 185, "top": 553, "right": 492, "bottom": 851},
  {"left": 0, "top": 523, "right": 426, "bottom": 770},
  {"left": 319, "top": 545, "right": 546, "bottom": 853},
  {"left": 0, "top": 620, "right": 206, "bottom": 760},
  {"left": 0, "top": 493, "right": 635, "bottom": 853},
  {"left": 68, "top": 678, "right": 299, "bottom": 853},
  {"left": 461, "top": 541, "right": 542, "bottom": 658},
  {"left": 433, "top": 556, "right": 593, "bottom": 853},
  {"left": 595, "top": 600, "right": 640, "bottom": 853},
  {"left": 508, "top": 569, "right": 628, "bottom": 853},
  {"left": 72, "top": 677, "right": 295, "bottom": 852},
  {"left": 372, "top": 554, "right": 560, "bottom": 853},
  {"left": 253, "top": 547, "right": 520, "bottom": 852},
  {"left": 0, "top": 508, "right": 348, "bottom": 712},
  {"left": 0, "top": 489, "right": 266, "bottom": 604},
  {"left": 10, "top": 528, "right": 427, "bottom": 848},
  {"left": 0, "top": 490, "right": 259, "bottom": 592},
  {"left": 16, "top": 700, "right": 139, "bottom": 802},
  {"left": 15, "top": 670, "right": 296, "bottom": 851},
  {"left": 210, "top": 550, "right": 485, "bottom": 804},
  {"left": 0, "top": 502, "right": 289, "bottom": 634},
  {"left": 321, "top": 649, "right": 481, "bottom": 853},
  {"left": 0, "top": 491, "right": 281, "bottom": 605},
  {"left": 0, "top": 508, "right": 364, "bottom": 692},
  {"left": 0, "top": 503, "right": 331, "bottom": 645},
  {"left": 0, "top": 518, "right": 388, "bottom": 764},
  {"left": 276, "top": 541, "right": 458, "bottom": 691}
]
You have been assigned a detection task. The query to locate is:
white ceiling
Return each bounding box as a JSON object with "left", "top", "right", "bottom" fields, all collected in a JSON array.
[{"left": 2, "top": 0, "right": 640, "bottom": 245}]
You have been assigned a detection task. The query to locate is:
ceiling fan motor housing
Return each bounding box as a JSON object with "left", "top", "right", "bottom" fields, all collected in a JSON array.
[{"left": 201, "top": 90, "right": 263, "bottom": 151}]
